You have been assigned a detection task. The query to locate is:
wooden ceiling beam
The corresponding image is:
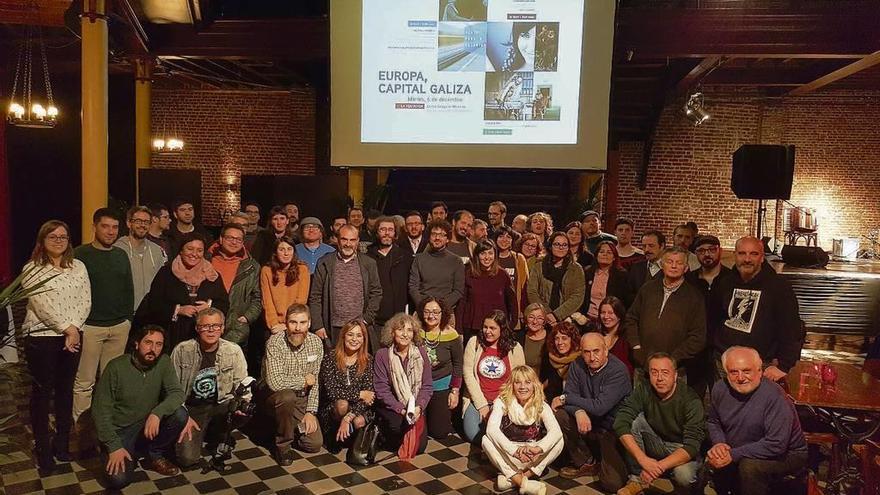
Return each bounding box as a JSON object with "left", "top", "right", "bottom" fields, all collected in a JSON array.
[
  {"left": 788, "top": 50, "right": 880, "bottom": 95},
  {"left": 675, "top": 56, "right": 723, "bottom": 94}
]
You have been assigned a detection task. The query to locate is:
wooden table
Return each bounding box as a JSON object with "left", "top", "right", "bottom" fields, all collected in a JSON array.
[{"left": 787, "top": 360, "right": 880, "bottom": 495}]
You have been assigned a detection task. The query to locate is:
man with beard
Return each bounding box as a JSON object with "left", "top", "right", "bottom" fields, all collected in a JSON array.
[
  {"left": 115, "top": 206, "right": 166, "bottom": 310},
  {"left": 685, "top": 234, "right": 732, "bottom": 397},
  {"left": 74, "top": 208, "right": 135, "bottom": 421},
  {"left": 409, "top": 219, "right": 466, "bottom": 310},
  {"left": 623, "top": 247, "right": 705, "bottom": 375},
  {"left": 172, "top": 308, "right": 250, "bottom": 467},
  {"left": 614, "top": 218, "right": 645, "bottom": 270},
  {"left": 486, "top": 201, "right": 507, "bottom": 238},
  {"left": 251, "top": 206, "right": 292, "bottom": 266},
  {"left": 708, "top": 346, "right": 807, "bottom": 495},
  {"left": 430, "top": 201, "right": 449, "bottom": 222},
  {"left": 581, "top": 210, "right": 617, "bottom": 255},
  {"left": 262, "top": 304, "right": 324, "bottom": 464},
  {"left": 295, "top": 217, "right": 335, "bottom": 275},
  {"left": 627, "top": 230, "right": 666, "bottom": 293},
  {"left": 328, "top": 214, "right": 348, "bottom": 247},
  {"left": 309, "top": 225, "right": 382, "bottom": 346},
  {"left": 447, "top": 210, "right": 477, "bottom": 264},
  {"left": 712, "top": 237, "right": 802, "bottom": 382},
  {"left": 366, "top": 217, "right": 413, "bottom": 353},
  {"left": 146, "top": 203, "right": 171, "bottom": 255},
  {"left": 400, "top": 210, "right": 428, "bottom": 256},
  {"left": 283, "top": 202, "right": 300, "bottom": 238},
  {"left": 167, "top": 200, "right": 212, "bottom": 257},
  {"left": 93, "top": 325, "right": 187, "bottom": 489}
]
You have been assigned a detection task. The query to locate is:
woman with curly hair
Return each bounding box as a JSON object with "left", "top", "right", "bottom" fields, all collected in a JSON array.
[
  {"left": 516, "top": 232, "right": 543, "bottom": 261},
  {"left": 483, "top": 365, "right": 563, "bottom": 495},
  {"left": 462, "top": 310, "right": 525, "bottom": 443},
  {"left": 417, "top": 297, "right": 463, "bottom": 440},
  {"left": 540, "top": 322, "right": 581, "bottom": 410},
  {"left": 526, "top": 212, "right": 553, "bottom": 249}
]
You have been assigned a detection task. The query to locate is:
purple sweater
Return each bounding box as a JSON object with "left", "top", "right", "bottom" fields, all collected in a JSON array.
[
  {"left": 708, "top": 378, "right": 807, "bottom": 462},
  {"left": 373, "top": 345, "right": 434, "bottom": 414}
]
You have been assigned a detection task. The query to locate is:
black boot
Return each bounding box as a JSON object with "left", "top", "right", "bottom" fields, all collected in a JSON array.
[
  {"left": 34, "top": 441, "right": 56, "bottom": 472},
  {"left": 52, "top": 435, "right": 72, "bottom": 462}
]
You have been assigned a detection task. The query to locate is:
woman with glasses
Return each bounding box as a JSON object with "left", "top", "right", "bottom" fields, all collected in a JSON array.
[
  {"left": 261, "top": 236, "right": 310, "bottom": 335},
  {"left": 462, "top": 310, "right": 525, "bottom": 443},
  {"left": 318, "top": 319, "right": 375, "bottom": 454},
  {"left": 526, "top": 231, "right": 585, "bottom": 326},
  {"left": 136, "top": 233, "right": 229, "bottom": 352},
  {"left": 416, "top": 297, "right": 463, "bottom": 439},
  {"left": 516, "top": 232, "right": 543, "bottom": 261},
  {"left": 493, "top": 226, "right": 529, "bottom": 329},
  {"left": 572, "top": 240, "right": 632, "bottom": 331},
  {"left": 21, "top": 220, "right": 90, "bottom": 471},
  {"left": 516, "top": 303, "right": 549, "bottom": 377},
  {"left": 457, "top": 240, "right": 518, "bottom": 344}
]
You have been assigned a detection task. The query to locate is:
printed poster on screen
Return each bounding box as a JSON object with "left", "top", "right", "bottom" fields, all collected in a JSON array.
[{"left": 361, "top": 0, "right": 585, "bottom": 144}]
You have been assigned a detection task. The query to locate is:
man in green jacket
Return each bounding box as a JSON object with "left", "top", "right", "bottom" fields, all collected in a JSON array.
[
  {"left": 613, "top": 352, "right": 705, "bottom": 495},
  {"left": 208, "top": 223, "right": 262, "bottom": 347},
  {"left": 92, "top": 324, "right": 187, "bottom": 489}
]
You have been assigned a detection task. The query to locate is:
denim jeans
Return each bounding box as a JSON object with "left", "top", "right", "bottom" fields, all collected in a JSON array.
[
  {"left": 625, "top": 413, "right": 701, "bottom": 489},
  {"left": 104, "top": 406, "right": 188, "bottom": 490},
  {"left": 463, "top": 403, "right": 488, "bottom": 444}
]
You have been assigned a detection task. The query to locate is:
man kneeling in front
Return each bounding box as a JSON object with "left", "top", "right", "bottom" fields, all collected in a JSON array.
[
  {"left": 92, "top": 324, "right": 187, "bottom": 489},
  {"left": 708, "top": 346, "right": 808, "bottom": 495},
  {"left": 613, "top": 352, "right": 705, "bottom": 495},
  {"left": 172, "top": 308, "right": 250, "bottom": 467}
]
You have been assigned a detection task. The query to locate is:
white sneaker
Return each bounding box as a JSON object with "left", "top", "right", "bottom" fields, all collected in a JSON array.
[
  {"left": 497, "top": 474, "right": 513, "bottom": 491},
  {"left": 519, "top": 479, "right": 547, "bottom": 495}
]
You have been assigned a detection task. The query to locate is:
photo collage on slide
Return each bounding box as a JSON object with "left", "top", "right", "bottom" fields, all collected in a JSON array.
[{"left": 436, "top": 0, "right": 561, "bottom": 122}]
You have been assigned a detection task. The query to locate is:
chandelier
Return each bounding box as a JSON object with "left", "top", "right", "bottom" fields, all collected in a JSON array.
[
  {"left": 152, "top": 121, "right": 185, "bottom": 155},
  {"left": 6, "top": 26, "right": 58, "bottom": 128}
]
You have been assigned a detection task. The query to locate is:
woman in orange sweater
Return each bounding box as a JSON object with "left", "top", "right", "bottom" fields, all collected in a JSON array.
[{"left": 260, "top": 236, "right": 310, "bottom": 333}]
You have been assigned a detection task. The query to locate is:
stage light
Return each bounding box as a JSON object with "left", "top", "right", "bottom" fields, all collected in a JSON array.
[{"left": 684, "top": 92, "right": 710, "bottom": 126}]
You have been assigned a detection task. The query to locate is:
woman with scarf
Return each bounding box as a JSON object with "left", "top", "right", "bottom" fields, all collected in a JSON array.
[
  {"left": 416, "top": 297, "right": 463, "bottom": 440},
  {"left": 482, "top": 365, "right": 563, "bottom": 495},
  {"left": 373, "top": 313, "right": 433, "bottom": 458},
  {"left": 319, "top": 319, "right": 375, "bottom": 454},
  {"left": 136, "top": 234, "right": 229, "bottom": 352},
  {"left": 526, "top": 231, "right": 585, "bottom": 325},
  {"left": 540, "top": 322, "right": 581, "bottom": 411},
  {"left": 462, "top": 310, "right": 525, "bottom": 443}
]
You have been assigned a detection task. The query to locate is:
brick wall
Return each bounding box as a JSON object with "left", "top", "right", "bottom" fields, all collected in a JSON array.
[
  {"left": 151, "top": 89, "right": 316, "bottom": 225},
  {"left": 615, "top": 89, "right": 880, "bottom": 251}
]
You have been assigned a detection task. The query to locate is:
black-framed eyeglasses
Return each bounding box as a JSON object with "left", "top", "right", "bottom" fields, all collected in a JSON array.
[{"left": 197, "top": 323, "right": 224, "bottom": 332}]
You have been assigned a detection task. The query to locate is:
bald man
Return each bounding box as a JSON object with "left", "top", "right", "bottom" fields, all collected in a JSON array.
[
  {"left": 708, "top": 346, "right": 807, "bottom": 495},
  {"left": 712, "top": 237, "right": 803, "bottom": 382},
  {"left": 555, "top": 333, "right": 631, "bottom": 489}
]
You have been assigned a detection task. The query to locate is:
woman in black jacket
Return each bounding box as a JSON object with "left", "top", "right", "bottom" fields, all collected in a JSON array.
[
  {"left": 135, "top": 234, "right": 229, "bottom": 351},
  {"left": 573, "top": 240, "right": 631, "bottom": 331}
]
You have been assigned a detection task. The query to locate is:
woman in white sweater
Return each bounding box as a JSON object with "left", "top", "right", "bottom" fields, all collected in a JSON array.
[
  {"left": 21, "top": 220, "right": 91, "bottom": 471},
  {"left": 482, "top": 365, "right": 563, "bottom": 495}
]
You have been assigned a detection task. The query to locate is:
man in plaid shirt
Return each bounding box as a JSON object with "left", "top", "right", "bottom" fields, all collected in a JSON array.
[{"left": 262, "top": 303, "right": 324, "bottom": 465}]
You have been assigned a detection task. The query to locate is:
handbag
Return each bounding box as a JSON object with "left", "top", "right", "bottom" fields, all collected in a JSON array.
[{"left": 346, "top": 421, "right": 379, "bottom": 466}]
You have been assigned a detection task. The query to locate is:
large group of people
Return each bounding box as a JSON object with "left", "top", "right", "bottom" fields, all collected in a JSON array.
[{"left": 20, "top": 199, "right": 809, "bottom": 494}]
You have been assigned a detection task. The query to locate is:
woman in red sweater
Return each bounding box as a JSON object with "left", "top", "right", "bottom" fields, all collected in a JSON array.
[{"left": 457, "top": 240, "right": 518, "bottom": 343}]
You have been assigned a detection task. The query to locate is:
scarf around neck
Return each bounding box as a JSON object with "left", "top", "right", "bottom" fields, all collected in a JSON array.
[
  {"left": 549, "top": 351, "right": 580, "bottom": 379},
  {"left": 171, "top": 255, "right": 219, "bottom": 288},
  {"left": 388, "top": 345, "right": 424, "bottom": 405}
]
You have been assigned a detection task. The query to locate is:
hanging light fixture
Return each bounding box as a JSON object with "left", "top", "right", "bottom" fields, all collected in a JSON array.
[
  {"left": 6, "top": 26, "right": 59, "bottom": 128},
  {"left": 151, "top": 120, "right": 185, "bottom": 155},
  {"left": 684, "top": 91, "right": 710, "bottom": 126}
]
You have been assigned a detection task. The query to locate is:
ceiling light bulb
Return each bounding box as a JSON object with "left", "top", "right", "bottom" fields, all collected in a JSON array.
[
  {"left": 47, "top": 106, "right": 58, "bottom": 117},
  {"left": 32, "top": 103, "right": 46, "bottom": 118},
  {"left": 153, "top": 138, "right": 166, "bottom": 149}
]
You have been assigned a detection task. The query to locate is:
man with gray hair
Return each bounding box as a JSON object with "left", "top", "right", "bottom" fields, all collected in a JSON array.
[
  {"left": 708, "top": 346, "right": 807, "bottom": 495},
  {"left": 623, "top": 247, "right": 706, "bottom": 376},
  {"left": 171, "top": 308, "right": 249, "bottom": 467}
]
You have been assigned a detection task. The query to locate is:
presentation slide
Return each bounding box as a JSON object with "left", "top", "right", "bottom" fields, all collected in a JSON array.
[{"left": 361, "top": 0, "right": 584, "bottom": 144}]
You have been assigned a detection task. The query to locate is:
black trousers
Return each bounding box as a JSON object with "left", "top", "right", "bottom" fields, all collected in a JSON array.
[
  {"left": 25, "top": 335, "right": 80, "bottom": 451},
  {"left": 424, "top": 388, "right": 452, "bottom": 439},
  {"left": 375, "top": 406, "right": 428, "bottom": 454},
  {"left": 712, "top": 452, "right": 808, "bottom": 495}
]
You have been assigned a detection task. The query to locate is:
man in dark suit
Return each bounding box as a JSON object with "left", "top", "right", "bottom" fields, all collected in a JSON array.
[
  {"left": 399, "top": 210, "right": 428, "bottom": 256},
  {"left": 366, "top": 217, "right": 414, "bottom": 353},
  {"left": 627, "top": 229, "right": 666, "bottom": 293}
]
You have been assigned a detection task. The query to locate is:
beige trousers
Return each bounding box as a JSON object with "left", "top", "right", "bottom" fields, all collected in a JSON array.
[{"left": 73, "top": 320, "right": 131, "bottom": 421}]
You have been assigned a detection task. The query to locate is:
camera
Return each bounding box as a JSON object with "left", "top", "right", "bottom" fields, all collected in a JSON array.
[{"left": 203, "top": 376, "right": 256, "bottom": 473}]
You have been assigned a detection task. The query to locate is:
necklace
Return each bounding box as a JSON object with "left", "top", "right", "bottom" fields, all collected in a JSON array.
[{"left": 423, "top": 329, "right": 442, "bottom": 349}]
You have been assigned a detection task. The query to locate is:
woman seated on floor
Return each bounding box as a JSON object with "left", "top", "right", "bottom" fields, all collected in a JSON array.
[
  {"left": 318, "top": 319, "right": 375, "bottom": 454},
  {"left": 462, "top": 310, "right": 525, "bottom": 443},
  {"left": 373, "top": 313, "right": 433, "bottom": 459},
  {"left": 482, "top": 365, "right": 564, "bottom": 495}
]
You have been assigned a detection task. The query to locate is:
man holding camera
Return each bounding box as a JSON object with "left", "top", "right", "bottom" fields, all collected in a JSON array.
[
  {"left": 171, "top": 308, "right": 250, "bottom": 467},
  {"left": 262, "top": 303, "right": 324, "bottom": 465}
]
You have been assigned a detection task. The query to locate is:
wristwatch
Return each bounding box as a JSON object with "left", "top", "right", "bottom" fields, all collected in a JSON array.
[{"left": 559, "top": 394, "right": 566, "bottom": 404}]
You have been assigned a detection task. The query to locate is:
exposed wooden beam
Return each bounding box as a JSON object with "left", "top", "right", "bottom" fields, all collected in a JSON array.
[
  {"left": 788, "top": 50, "right": 880, "bottom": 95},
  {"left": 675, "top": 56, "right": 723, "bottom": 95},
  {"left": 116, "top": 0, "right": 150, "bottom": 54}
]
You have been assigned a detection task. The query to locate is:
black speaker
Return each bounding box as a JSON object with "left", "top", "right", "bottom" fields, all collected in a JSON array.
[
  {"left": 731, "top": 144, "right": 795, "bottom": 199},
  {"left": 781, "top": 245, "right": 829, "bottom": 268}
]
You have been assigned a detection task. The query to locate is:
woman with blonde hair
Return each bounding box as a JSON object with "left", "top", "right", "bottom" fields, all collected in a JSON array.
[
  {"left": 526, "top": 212, "right": 553, "bottom": 248},
  {"left": 482, "top": 365, "right": 563, "bottom": 495}
]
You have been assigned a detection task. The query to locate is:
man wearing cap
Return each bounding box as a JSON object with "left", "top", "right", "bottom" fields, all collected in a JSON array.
[
  {"left": 581, "top": 210, "right": 617, "bottom": 255},
  {"left": 309, "top": 225, "right": 382, "bottom": 346},
  {"left": 686, "top": 235, "right": 732, "bottom": 397},
  {"left": 296, "top": 217, "right": 336, "bottom": 275}
]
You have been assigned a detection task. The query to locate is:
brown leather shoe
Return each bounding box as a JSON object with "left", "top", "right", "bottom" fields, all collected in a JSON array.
[
  {"left": 559, "top": 461, "right": 598, "bottom": 479},
  {"left": 147, "top": 457, "right": 180, "bottom": 476}
]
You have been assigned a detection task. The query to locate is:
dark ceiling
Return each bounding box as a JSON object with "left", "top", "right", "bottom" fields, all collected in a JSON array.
[{"left": 1, "top": 0, "right": 879, "bottom": 144}]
